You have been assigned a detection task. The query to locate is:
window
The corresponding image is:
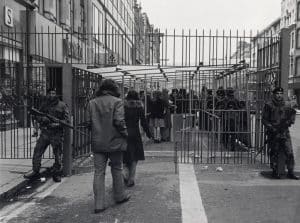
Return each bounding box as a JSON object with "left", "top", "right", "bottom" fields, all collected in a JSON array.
[
  {"left": 93, "top": 4, "right": 104, "bottom": 42},
  {"left": 39, "top": 0, "right": 58, "bottom": 23},
  {"left": 80, "top": 0, "right": 85, "bottom": 34},
  {"left": 296, "top": 29, "right": 300, "bottom": 49},
  {"left": 296, "top": 56, "right": 300, "bottom": 76},
  {"left": 291, "top": 31, "right": 295, "bottom": 49},
  {"left": 297, "top": 2, "right": 300, "bottom": 21},
  {"left": 290, "top": 56, "right": 294, "bottom": 77}
]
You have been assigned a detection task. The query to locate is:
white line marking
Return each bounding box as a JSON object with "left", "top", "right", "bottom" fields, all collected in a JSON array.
[
  {"left": 179, "top": 160, "right": 208, "bottom": 223},
  {"left": 0, "top": 179, "right": 63, "bottom": 223}
]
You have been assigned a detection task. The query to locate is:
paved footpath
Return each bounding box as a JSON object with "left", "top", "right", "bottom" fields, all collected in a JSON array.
[
  {"left": 1, "top": 152, "right": 300, "bottom": 223},
  {"left": 0, "top": 117, "right": 300, "bottom": 222}
]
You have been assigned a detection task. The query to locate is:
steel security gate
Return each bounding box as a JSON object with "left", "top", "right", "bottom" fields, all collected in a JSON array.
[{"left": 72, "top": 67, "right": 102, "bottom": 158}]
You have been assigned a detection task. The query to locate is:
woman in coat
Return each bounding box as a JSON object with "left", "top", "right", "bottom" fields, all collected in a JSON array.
[{"left": 123, "top": 90, "right": 153, "bottom": 187}]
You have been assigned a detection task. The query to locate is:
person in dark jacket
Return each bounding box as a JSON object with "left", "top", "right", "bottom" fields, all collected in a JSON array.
[
  {"left": 123, "top": 90, "right": 153, "bottom": 187},
  {"left": 262, "top": 87, "right": 299, "bottom": 180},
  {"left": 24, "top": 88, "right": 69, "bottom": 183},
  {"left": 149, "top": 91, "right": 166, "bottom": 143},
  {"left": 86, "top": 79, "right": 130, "bottom": 213},
  {"left": 161, "top": 88, "right": 172, "bottom": 141}
]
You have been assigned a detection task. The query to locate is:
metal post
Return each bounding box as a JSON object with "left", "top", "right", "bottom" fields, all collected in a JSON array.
[
  {"left": 144, "top": 74, "right": 147, "bottom": 116},
  {"left": 62, "top": 64, "right": 73, "bottom": 176},
  {"left": 279, "top": 28, "right": 291, "bottom": 100},
  {"left": 122, "top": 75, "right": 125, "bottom": 100}
]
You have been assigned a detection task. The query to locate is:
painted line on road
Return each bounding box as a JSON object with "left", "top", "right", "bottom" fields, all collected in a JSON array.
[
  {"left": 179, "top": 159, "right": 208, "bottom": 223},
  {"left": 0, "top": 179, "right": 63, "bottom": 223}
]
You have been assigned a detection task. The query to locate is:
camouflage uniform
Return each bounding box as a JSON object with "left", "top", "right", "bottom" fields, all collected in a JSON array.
[
  {"left": 32, "top": 97, "right": 69, "bottom": 177},
  {"left": 262, "top": 95, "right": 296, "bottom": 176}
]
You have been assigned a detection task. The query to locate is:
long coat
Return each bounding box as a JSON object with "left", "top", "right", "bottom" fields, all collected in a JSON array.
[
  {"left": 86, "top": 92, "right": 127, "bottom": 153},
  {"left": 123, "top": 100, "right": 152, "bottom": 163}
]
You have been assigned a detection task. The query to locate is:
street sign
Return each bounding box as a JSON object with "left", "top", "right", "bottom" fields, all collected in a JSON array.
[{"left": 4, "top": 6, "right": 13, "bottom": 28}]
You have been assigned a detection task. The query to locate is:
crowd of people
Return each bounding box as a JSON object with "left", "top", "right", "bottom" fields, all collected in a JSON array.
[{"left": 22, "top": 78, "right": 299, "bottom": 214}]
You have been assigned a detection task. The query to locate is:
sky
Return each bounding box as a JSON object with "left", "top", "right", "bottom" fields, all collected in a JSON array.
[{"left": 140, "top": 0, "right": 282, "bottom": 32}]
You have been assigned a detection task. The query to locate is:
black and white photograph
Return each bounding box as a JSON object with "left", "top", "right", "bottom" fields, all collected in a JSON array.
[{"left": 1, "top": 0, "right": 300, "bottom": 222}]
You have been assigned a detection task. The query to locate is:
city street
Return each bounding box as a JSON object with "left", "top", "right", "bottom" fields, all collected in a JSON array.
[
  {"left": 1, "top": 0, "right": 299, "bottom": 222},
  {"left": 0, "top": 117, "right": 299, "bottom": 223}
]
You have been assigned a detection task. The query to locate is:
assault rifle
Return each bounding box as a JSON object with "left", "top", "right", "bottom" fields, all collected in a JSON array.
[
  {"left": 30, "top": 108, "right": 90, "bottom": 136},
  {"left": 255, "top": 107, "right": 296, "bottom": 158}
]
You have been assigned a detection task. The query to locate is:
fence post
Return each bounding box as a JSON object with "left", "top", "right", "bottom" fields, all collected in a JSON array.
[
  {"left": 62, "top": 64, "right": 73, "bottom": 176},
  {"left": 279, "top": 28, "right": 291, "bottom": 100}
]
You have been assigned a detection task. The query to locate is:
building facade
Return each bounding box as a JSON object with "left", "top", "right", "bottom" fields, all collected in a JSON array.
[
  {"left": 281, "top": 0, "right": 300, "bottom": 104},
  {"left": 133, "top": 1, "right": 160, "bottom": 65}
]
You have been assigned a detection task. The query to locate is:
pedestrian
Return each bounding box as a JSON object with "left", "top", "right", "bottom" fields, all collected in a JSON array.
[
  {"left": 24, "top": 88, "right": 69, "bottom": 183},
  {"left": 161, "top": 88, "right": 172, "bottom": 141},
  {"left": 262, "top": 87, "right": 299, "bottom": 180},
  {"left": 123, "top": 90, "right": 153, "bottom": 187},
  {"left": 149, "top": 90, "right": 166, "bottom": 143},
  {"left": 86, "top": 79, "right": 130, "bottom": 213},
  {"left": 169, "top": 88, "right": 178, "bottom": 114}
]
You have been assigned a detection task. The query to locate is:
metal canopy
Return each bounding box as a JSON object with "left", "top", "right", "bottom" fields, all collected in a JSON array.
[{"left": 85, "top": 64, "right": 239, "bottom": 83}]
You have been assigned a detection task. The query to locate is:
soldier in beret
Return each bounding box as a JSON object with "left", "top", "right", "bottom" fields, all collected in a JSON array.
[{"left": 262, "top": 87, "right": 299, "bottom": 179}]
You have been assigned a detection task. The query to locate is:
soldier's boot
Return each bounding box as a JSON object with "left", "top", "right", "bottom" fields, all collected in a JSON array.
[
  {"left": 52, "top": 174, "right": 61, "bottom": 183},
  {"left": 287, "top": 170, "right": 299, "bottom": 180},
  {"left": 24, "top": 171, "right": 40, "bottom": 180}
]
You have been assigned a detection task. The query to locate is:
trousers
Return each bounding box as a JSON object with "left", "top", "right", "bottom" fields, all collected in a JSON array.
[
  {"left": 93, "top": 151, "right": 126, "bottom": 210},
  {"left": 32, "top": 131, "right": 63, "bottom": 174}
]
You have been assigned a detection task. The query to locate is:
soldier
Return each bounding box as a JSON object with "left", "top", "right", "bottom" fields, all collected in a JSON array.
[
  {"left": 215, "top": 87, "right": 227, "bottom": 145},
  {"left": 262, "top": 87, "right": 299, "bottom": 180},
  {"left": 225, "top": 87, "right": 239, "bottom": 150},
  {"left": 24, "top": 88, "right": 69, "bottom": 182}
]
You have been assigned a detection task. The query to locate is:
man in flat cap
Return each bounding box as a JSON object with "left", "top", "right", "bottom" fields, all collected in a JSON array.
[{"left": 262, "top": 87, "right": 298, "bottom": 179}]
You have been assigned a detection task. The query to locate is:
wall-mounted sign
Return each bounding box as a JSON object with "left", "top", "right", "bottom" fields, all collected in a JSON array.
[{"left": 4, "top": 6, "right": 13, "bottom": 28}]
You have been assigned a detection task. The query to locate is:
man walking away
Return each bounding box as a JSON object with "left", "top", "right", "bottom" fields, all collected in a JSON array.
[{"left": 86, "top": 79, "right": 130, "bottom": 213}]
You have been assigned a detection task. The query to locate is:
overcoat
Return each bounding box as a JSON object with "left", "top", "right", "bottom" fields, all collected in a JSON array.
[{"left": 123, "top": 100, "right": 152, "bottom": 163}]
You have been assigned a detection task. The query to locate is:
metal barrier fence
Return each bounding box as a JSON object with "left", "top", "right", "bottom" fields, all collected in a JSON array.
[
  {"left": 0, "top": 28, "right": 281, "bottom": 163},
  {"left": 0, "top": 65, "right": 53, "bottom": 159}
]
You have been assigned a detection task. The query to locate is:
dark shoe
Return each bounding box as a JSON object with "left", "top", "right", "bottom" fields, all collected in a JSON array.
[
  {"left": 94, "top": 208, "right": 106, "bottom": 214},
  {"left": 287, "top": 173, "right": 300, "bottom": 180},
  {"left": 52, "top": 175, "right": 61, "bottom": 182},
  {"left": 126, "top": 181, "right": 135, "bottom": 187},
  {"left": 116, "top": 194, "right": 131, "bottom": 204},
  {"left": 272, "top": 171, "right": 281, "bottom": 179},
  {"left": 24, "top": 171, "right": 40, "bottom": 180}
]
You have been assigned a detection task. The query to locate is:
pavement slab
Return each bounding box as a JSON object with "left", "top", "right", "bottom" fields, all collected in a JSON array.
[
  {"left": 194, "top": 164, "right": 300, "bottom": 223},
  {"left": 6, "top": 157, "right": 181, "bottom": 223}
]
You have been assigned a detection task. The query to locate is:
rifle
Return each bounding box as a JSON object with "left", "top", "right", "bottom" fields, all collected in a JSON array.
[{"left": 30, "top": 108, "right": 90, "bottom": 136}]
